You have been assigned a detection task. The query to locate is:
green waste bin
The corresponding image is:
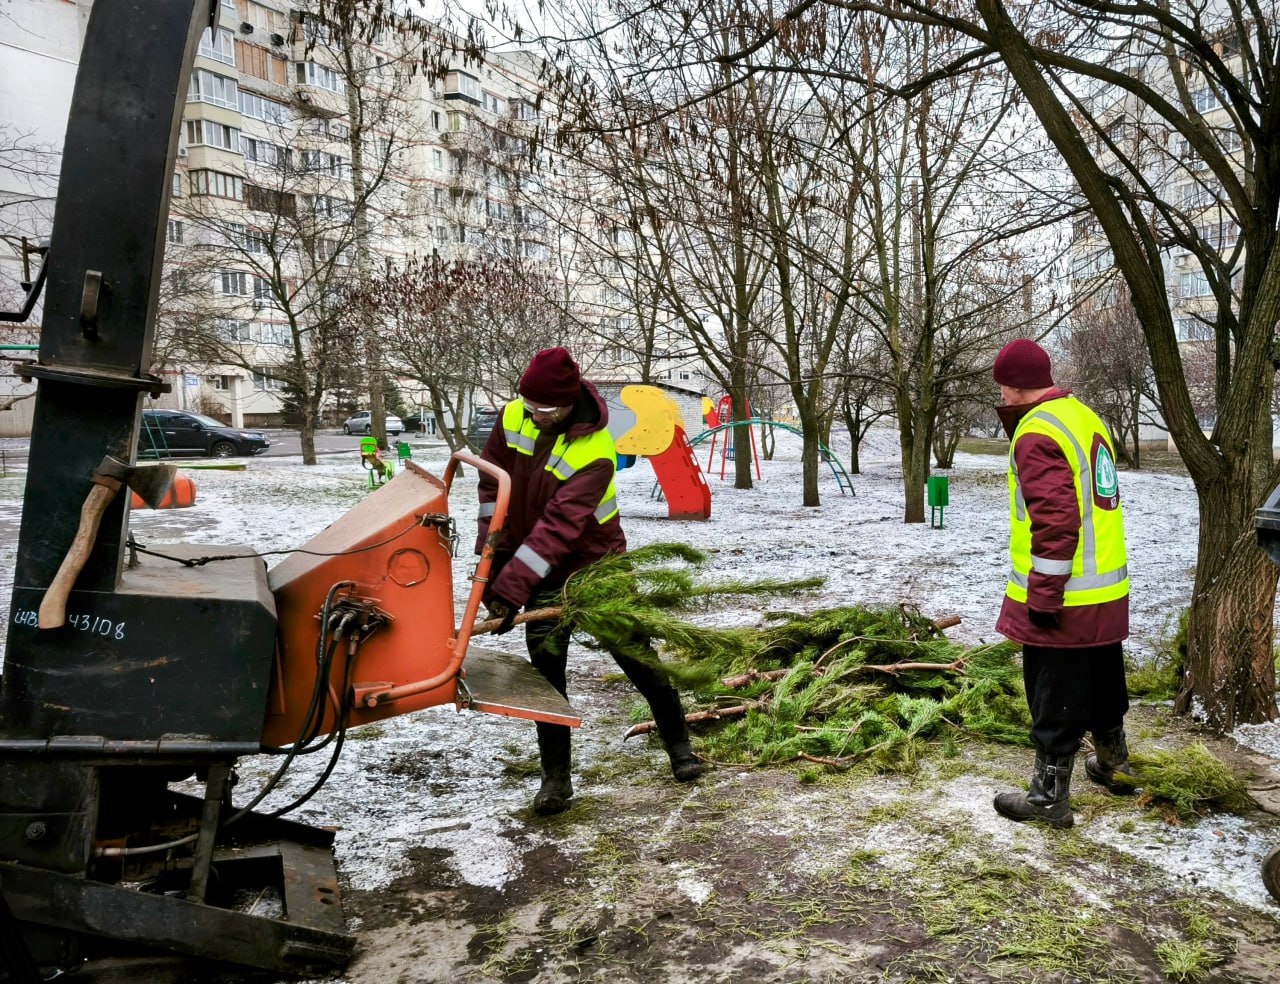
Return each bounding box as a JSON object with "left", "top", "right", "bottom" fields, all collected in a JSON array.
[{"left": 927, "top": 475, "right": 949, "bottom": 528}]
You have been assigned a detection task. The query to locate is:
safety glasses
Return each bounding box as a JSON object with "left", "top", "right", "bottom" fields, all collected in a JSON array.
[{"left": 522, "top": 401, "right": 569, "bottom": 416}]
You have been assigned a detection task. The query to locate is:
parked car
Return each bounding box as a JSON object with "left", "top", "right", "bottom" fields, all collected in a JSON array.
[
  {"left": 342, "top": 410, "right": 403, "bottom": 436},
  {"left": 468, "top": 407, "right": 500, "bottom": 447},
  {"left": 138, "top": 409, "right": 269, "bottom": 458},
  {"left": 402, "top": 413, "right": 428, "bottom": 434}
]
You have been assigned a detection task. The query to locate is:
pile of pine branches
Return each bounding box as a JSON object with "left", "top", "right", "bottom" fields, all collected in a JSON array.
[
  {"left": 524, "top": 545, "right": 1258, "bottom": 819},
  {"left": 545, "top": 545, "right": 1029, "bottom": 774}
]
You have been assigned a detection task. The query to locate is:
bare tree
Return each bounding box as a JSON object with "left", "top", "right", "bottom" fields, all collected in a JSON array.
[
  {"left": 773, "top": 0, "right": 1280, "bottom": 728},
  {"left": 355, "top": 255, "right": 574, "bottom": 450},
  {"left": 1064, "top": 285, "right": 1160, "bottom": 468}
]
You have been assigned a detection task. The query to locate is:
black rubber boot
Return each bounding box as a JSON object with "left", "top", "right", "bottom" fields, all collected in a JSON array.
[
  {"left": 1085, "top": 725, "right": 1136, "bottom": 794},
  {"left": 650, "top": 687, "right": 704, "bottom": 782},
  {"left": 993, "top": 751, "right": 1075, "bottom": 829},
  {"left": 533, "top": 723, "right": 573, "bottom": 815}
]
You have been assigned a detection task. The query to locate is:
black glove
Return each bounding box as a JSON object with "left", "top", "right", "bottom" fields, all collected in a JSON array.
[
  {"left": 487, "top": 596, "right": 519, "bottom": 635},
  {"left": 1028, "top": 608, "right": 1060, "bottom": 630}
]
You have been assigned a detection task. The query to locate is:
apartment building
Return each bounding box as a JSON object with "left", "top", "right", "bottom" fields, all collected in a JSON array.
[
  {"left": 1, "top": 1, "right": 710, "bottom": 437},
  {"left": 164, "top": 0, "right": 573, "bottom": 427},
  {"left": 1068, "top": 30, "right": 1247, "bottom": 344}
]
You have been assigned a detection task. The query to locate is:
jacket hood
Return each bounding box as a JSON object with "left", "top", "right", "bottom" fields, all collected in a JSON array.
[{"left": 561, "top": 378, "right": 609, "bottom": 440}]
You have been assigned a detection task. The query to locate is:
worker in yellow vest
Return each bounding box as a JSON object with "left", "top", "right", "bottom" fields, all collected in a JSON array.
[
  {"left": 991, "top": 339, "right": 1136, "bottom": 829},
  {"left": 476, "top": 347, "right": 703, "bottom": 815}
]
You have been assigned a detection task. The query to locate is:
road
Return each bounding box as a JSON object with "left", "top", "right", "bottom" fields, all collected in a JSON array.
[{"left": 0, "top": 429, "right": 452, "bottom": 465}]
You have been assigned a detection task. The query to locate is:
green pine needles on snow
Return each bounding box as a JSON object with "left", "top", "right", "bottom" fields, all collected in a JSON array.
[
  {"left": 556, "top": 546, "right": 1030, "bottom": 774},
  {"left": 687, "top": 606, "right": 1030, "bottom": 773},
  {"left": 553, "top": 546, "right": 1256, "bottom": 818}
]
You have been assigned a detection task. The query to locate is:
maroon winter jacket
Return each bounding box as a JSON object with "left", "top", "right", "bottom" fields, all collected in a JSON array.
[
  {"left": 476, "top": 379, "right": 626, "bottom": 608},
  {"left": 994, "top": 390, "right": 1129, "bottom": 648}
]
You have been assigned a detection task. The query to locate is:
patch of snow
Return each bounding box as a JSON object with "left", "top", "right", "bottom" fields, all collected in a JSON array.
[{"left": 1233, "top": 720, "right": 1280, "bottom": 759}]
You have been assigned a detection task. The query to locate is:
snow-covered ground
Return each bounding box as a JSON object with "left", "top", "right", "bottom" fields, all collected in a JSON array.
[{"left": 2, "top": 426, "right": 1279, "bottom": 931}]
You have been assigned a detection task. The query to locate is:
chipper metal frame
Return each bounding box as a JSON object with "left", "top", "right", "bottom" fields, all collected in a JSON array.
[{"left": 0, "top": 1, "right": 576, "bottom": 976}]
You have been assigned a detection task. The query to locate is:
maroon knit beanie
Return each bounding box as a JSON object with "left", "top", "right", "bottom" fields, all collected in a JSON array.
[
  {"left": 518, "top": 347, "right": 582, "bottom": 407},
  {"left": 993, "top": 339, "right": 1054, "bottom": 389}
]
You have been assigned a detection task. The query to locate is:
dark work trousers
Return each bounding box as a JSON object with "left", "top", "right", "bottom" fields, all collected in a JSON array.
[
  {"left": 1022, "top": 642, "right": 1129, "bottom": 756},
  {"left": 524, "top": 593, "right": 681, "bottom": 746}
]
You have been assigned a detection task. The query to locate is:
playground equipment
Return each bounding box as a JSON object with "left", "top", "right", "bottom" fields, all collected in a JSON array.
[
  {"left": 701, "top": 395, "right": 762, "bottom": 481},
  {"left": 607, "top": 385, "right": 711, "bottom": 520},
  {"left": 360, "top": 436, "right": 395, "bottom": 488},
  {"left": 689, "top": 413, "right": 856, "bottom": 497}
]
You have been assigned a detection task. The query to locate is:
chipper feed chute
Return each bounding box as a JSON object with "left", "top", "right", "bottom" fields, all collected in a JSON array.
[{"left": 0, "top": 1, "right": 576, "bottom": 977}]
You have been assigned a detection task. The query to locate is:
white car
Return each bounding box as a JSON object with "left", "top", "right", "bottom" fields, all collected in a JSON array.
[{"left": 342, "top": 410, "right": 403, "bottom": 436}]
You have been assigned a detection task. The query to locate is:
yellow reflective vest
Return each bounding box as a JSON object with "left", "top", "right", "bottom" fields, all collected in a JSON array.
[
  {"left": 501, "top": 399, "right": 619, "bottom": 524},
  {"left": 1006, "top": 396, "right": 1128, "bottom": 608}
]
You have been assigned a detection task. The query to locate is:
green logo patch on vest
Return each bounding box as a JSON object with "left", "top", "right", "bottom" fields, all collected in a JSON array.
[{"left": 1094, "top": 444, "right": 1118, "bottom": 499}]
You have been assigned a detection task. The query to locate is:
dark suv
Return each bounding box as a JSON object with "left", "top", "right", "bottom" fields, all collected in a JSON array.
[
  {"left": 138, "top": 410, "right": 270, "bottom": 458},
  {"left": 468, "top": 407, "right": 499, "bottom": 448}
]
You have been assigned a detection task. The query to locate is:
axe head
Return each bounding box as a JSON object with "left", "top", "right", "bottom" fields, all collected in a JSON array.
[{"left": 95, "top": 455, "right": 176, "bottom": 509}]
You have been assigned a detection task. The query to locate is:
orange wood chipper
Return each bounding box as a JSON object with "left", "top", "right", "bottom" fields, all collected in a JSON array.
[{"left": 0, "top": 1, "right": 576, "bottom": 977}]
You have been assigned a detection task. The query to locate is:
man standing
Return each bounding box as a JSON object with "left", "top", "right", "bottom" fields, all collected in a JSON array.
[
  {"left": 991, "top": 338, "right": 1135, "bottom": 829},
  {"left": 477, "top": 347, "right": 703, "bottom": 815}
]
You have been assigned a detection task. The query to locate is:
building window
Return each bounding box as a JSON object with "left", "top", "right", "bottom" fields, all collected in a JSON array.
[
  {"left": 297, "top": 62, "right": 346, "bottom": 94},
  {"left": 445, "top": 71, "right": 481, "bottom": 101},
  {"left": 188, "top": 69, "right": 237, "bottom": 109},
  {"left": 167, "top": 219, "right": 184, "bottom": 244},
  {"left": 432, "top": 111, "right": 442, "bottom": 130},
  {"left": 1197, "top": 218, "right": 1239, "bottom": 251},
  {"left": 243, "top": 137, "right": 289, "bottom": 167},
  {"left": 245, "top": 229, "right": 272, "bottom": 255},
  {"left": 246, "top": 1, "right": 281, "bottom": 31},
  {"left": 253, "top": 276, "right": 273, "bottom": 301},
  {"left": 482, "top": 91, "right": 505, "bottom": 115},
  {"left": 220, "top": 271, "right": 249, "bottom": 296},
  {"left": 191, "top": 170, "right": 244, "bottom": 199},
  {"left": 218, "top": 320, "right": 251, "bottom": 342},
  {"left": 302, "top": 15, "right": 330, "bottom": 42},
  {"left": 198, "top": 27, "right": 237, "bottom": 65},
  {"left": 1180, "top": 271, "right": 1212, "bottom": 297},
  {"left": 1177, "top": 181, "right": 1217, "bottom": 209},
  {"left": 252, "top": 366, "right": 287, "bottom": 390},
  {"left": 209, "top": 374, "right": 233, "bottom": 390},
  {"left": 246, "top": 184, "right": 297, "bottom": 216},
  {"left": 432, "top": 148, "right": 444, "bottom": 171},
  {"left": 239, "top": 90, "right": 289, "bottom": 124},
  {"left": 186, "top": 119, "right": 241, "bottom": 153},
  {"left": 1175, "top": 317, "right": 1212, "bottom": 342},
  {"left": 1191, "top": 87, "right": 1220, "bottom": 113}
]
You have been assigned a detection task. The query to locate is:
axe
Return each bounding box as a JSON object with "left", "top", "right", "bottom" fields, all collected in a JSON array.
[{"left": 38, "top": 455, "right": 176, "bottom": 629}]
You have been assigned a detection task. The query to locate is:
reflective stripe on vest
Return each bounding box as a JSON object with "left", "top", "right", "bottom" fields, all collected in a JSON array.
[
  {"left": 500, "top": 399, "right": 620, "bottom": 524},
  {"left": 1006, "top": 397, "right": 1128, "bottom": 608}
]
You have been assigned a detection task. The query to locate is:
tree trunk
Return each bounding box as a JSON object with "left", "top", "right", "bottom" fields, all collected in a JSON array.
[
  {"left": 798, "top": 409, "right": 821, "bottom": 507},
  {"left": 299, "top": 395, "right": 319, "bottom": 466},
  {"left": 842, "top": 405, "right": 863, "bottom": 475},
  {"left": 1175, "top": 523, "right": 1280, "bottom": 730},
  {"left": 901, "top": 433, "right": 928, "bottom": 524}
]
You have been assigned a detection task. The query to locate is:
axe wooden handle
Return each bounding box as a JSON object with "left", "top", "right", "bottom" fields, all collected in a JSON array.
[{"left": 38, "top": 479, "right": 122, "bottom": 629}]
